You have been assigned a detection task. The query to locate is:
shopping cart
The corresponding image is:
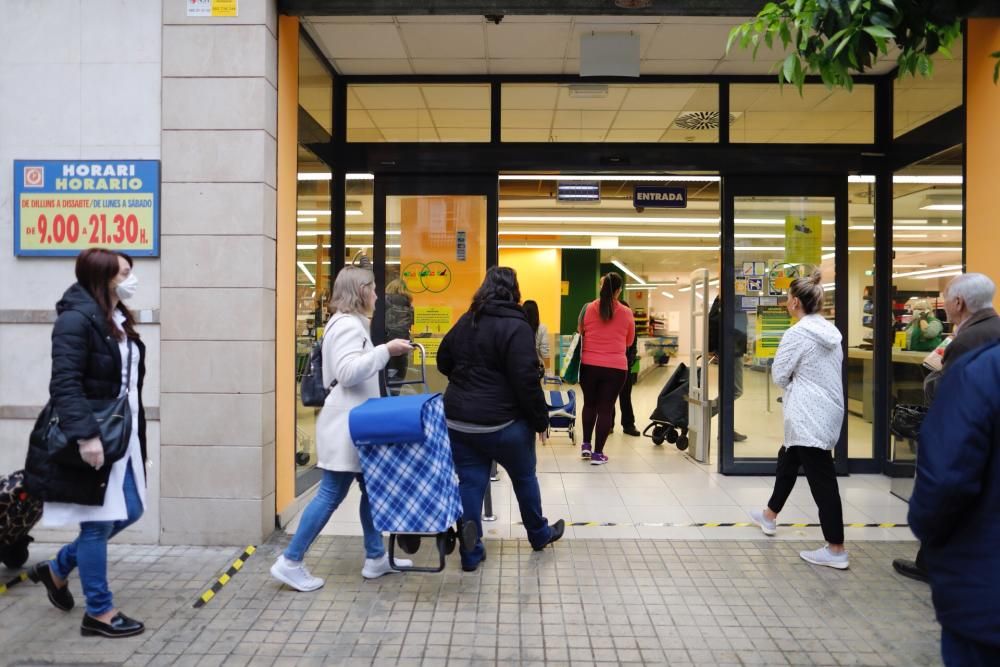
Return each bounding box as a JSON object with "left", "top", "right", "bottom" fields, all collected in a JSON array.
[
  {"left": 349, "top": 343, "right": 475, "bottom": 573},
  {"left": 542, "top": 376, "right": 576, "bottom": 444}
]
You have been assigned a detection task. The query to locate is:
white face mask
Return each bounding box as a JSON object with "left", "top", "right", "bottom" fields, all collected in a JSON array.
[{"left": 115, "top": 272, "right": 139, "bottom": 301}]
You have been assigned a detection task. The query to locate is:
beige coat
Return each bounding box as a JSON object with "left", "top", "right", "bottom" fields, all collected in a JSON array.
[{"left": 316, "top": 313, "right": 390, "bottom": 472}]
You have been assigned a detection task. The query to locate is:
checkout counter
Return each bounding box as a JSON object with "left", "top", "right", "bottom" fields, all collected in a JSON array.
[{"left": 847, "top": 347, "right": 923, "bottom": 502}]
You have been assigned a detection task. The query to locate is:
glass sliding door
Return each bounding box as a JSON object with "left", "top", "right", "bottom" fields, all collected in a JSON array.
[
  {"left": 373, "top": 176, "right": 498, "bottom": 393},
  {"left": 720, "top": 176, "right": 848, "bottom": 475}
]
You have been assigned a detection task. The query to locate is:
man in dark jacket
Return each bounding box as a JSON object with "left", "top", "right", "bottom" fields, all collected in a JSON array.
[
  {"left": 611, "top": 335, "right": 640, "bottom": 436},
  {"left": 894, "top": 273, "right": 1000, "bottom": 582},
  {"left": 709, "top": 296, "right": 748, "bottom": 441},
  {"left": 909, "top": 341, "right": 1000, "bottom": 665}
]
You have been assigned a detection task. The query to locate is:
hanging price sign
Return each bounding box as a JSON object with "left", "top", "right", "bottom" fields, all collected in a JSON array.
[{"left": 13, "top": 160, "right": 160, "bottom": 257}]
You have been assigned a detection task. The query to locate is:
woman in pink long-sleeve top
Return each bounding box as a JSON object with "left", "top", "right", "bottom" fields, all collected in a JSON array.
[{"left": 578, "top": 272, "right": 635, "bottom": 465}]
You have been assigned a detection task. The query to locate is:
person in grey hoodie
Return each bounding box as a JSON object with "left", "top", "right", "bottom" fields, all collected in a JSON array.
[{"left": 750, "top": 270, "right": 849, "bottom": 569}]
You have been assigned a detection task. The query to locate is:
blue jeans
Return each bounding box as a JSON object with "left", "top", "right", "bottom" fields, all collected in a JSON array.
[
  {"left": 449, "top": 419, "right": 553, "bottom": 569},
  {"left": 942, "top": 627, "right": 1000, "bottom": 667},
  {"left": 285, "top": 470, "right": 385, "bottom": 562},
  {"left": 51, "top": 463, "right": 144, "bottom": 616}
]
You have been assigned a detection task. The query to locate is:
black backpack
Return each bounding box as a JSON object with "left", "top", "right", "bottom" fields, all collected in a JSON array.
[{"left": 300, "top": 319, "right": 341, "bottom": 408}]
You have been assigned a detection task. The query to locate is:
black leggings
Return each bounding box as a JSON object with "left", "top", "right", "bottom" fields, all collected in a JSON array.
[
  {"left": 580, "top": 364, "right": 628, "bottom": 454},
  {"left": 768, "top": 446, "right": 845, "bottom": 545}
]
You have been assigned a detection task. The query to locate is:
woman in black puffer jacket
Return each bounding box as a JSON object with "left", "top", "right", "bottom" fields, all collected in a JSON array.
[
  {"left": 437, "top": 266, "right": 565, "bottom": 572},
  {"left": 24, "top": 248, "right": 147, "bottom": 639}
]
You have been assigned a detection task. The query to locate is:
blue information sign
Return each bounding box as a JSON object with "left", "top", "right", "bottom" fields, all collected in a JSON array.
[{"left": 13, "top": 159, "right": 160, "bottom": 257}]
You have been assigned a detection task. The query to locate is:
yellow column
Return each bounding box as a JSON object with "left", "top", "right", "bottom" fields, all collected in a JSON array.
[
  {"left": 966, "top": 18, "right": 1000, "bottom": 304},
  {"left": 276, "top": 16, "right": 299, "bottom": 515}
]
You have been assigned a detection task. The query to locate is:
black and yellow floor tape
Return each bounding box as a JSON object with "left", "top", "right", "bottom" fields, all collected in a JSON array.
[
  {"left": 521, "top": 521, "right": 908, "bottom": 528},
  {"left": 0, "top": 571, "right": 29, "bottom": 596},
  {"left": 193, "top": 545, "right": 256, "bottom": 609}
]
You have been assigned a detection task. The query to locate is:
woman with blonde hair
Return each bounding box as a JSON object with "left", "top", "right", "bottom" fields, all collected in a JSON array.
[
  {"left": 271, "top": 265, "right": 413, "bottom": 591},
  {"left": 384, "top": 278, "right": 414, "bottom": 388},
  {"left": 750, "top": 270, "right": 849, "bottom": 569}
]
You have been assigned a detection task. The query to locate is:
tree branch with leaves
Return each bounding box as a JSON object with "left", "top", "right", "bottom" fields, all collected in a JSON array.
[{"left": 729, "top": 0, "right": 999, "bottom": 92}]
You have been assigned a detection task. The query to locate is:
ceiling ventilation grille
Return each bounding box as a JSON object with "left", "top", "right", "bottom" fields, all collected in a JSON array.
[{"left": 674, "top": 111, "right": 736, "bottom": 130}]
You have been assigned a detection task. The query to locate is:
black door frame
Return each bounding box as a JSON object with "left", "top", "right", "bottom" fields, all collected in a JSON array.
[
  {"left": 371, "top": 174, "right": 499, "bottom": 345},
  {"left": 719, "top": 174, "right": 851, "bottom": 476}
]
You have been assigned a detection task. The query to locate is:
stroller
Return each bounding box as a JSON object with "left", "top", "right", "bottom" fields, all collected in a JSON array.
[
  {"left": 0, "top": 470, "right": 43, "bottom": 569},
  {"left": 349, "top": 343, "right": 475, "bottom": 573},
  {"left": 642, "top": 363, "right": 691, "bottom": 451},
  {"left": 543, "top": 376, "right": 576, "bottom": 444}
]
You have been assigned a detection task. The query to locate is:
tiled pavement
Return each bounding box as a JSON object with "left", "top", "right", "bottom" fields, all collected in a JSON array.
[{"left": 0, "top": 536, "right": 942, "bottom": 666}]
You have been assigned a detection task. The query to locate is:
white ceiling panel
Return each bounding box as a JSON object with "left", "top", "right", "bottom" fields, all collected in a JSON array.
[
  {"left": 395, "top": 15, "right": 483, "bottom": 23},
  {"left": 411, "top": 59, "right": 488, "bottom": 75},
  {"left": 430, "top": 110, "right": 490, "bottom": 128},
  {"left": 436, "top": 127, "right": 490, "bottom": 141},
  {"left": 489, "top": 58, "right": 566, "bottom": 75},
  {"left": 550, "top": 129, "right": 608, "bottom": 142},
  {"left": 552, "top": 109, "right": 618, "bottom": 129},
  {"left": 421, "top": 85, "right": 490, "bottom": 109},
  {"left": 621, "top": 86, "right": 698, "bottom": 111},
  {"left": 712, "top": 59, "right": 781, "bottom": 75},
  {"left": 502, "top": 128, "right": 554, "bottom": 141},
  {"left": 366, "top": 109, "right": 434, "bottom": 129},
  {"left": 353, "top": 85, "right": 425, "bottom": 109},
  {"left": 660, "top": 128, "right": 717, "bottom": 142},
  {"left": 347, "top": 128, "right": 386, "bottom": 142},
  {"left": 306, "top": 16, "right": 395, "bottom": 24},
  {"left": 333, "top": 59, "right": 413, "bottom": 75},
  {"left": 486, "top": 22, "right": 573, "bottom": 59},
  {"left": 641, "top": 59, "right": 719, "bottom": 75},
  {"left": 612, "top": 110, "right": 681, "bottom": 129},
  {"left": 398, "top": 23, "right": 486, "bottom": 59},
  {"left": 504, "top": 109, "right": 555, "bottom": 129},
  {"left": 556, "top": 85, "right": 629, "bottom": 111},
  {"left": 606, "top": 129, "right": 669, "bottom": 141},
  {"left": 503, "top": 85, "right": 560, "bottom": 110},
  {"left": 380, "top": 128, "right": 440, "bottom": 142},
  {"left": 646, "top": 23, "right": 733, "bottom": 60},
  {"left": 310, "top": 23, "right": 408, "bottom": 59}
]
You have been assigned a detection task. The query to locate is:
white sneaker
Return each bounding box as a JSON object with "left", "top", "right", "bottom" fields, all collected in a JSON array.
[
  {"left": 270, "top": 555, "right": 324, "bottom": 592},
  {"left": 362, "top": 553, "right": 412, "bottom": 579},
  {"left": 749, "top": 509, "right": 777, "bottom": 536},
  {"left": 799, "top": 545, "right": 850, "bottom": 570}
]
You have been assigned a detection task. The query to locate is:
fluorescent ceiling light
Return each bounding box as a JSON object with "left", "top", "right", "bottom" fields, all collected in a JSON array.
[
  {"left": 296, "top": 173, "right": 374, "bottom": 181},
  {"left": 297, "top": 244, "right": 332, "bottom": 250},
  {"left": 735, "top": 233, "right": 784, "bottom": 239},
  {"left": 893, "top": 265, "right": 962, "bottom": 279},
  {"left": 822, "top": 252, "right": 836, "bottom": 260},
  {"left": 499, "top": 230, "right": 719, "bottom": 239},
  {"left": 625, "top": 282, "right": 676, "bottom": 289},
  {"left": 296, "top": 217, "right": 317, "bottom": 223},
  {"left": 895, "top": 264, "right": 927, "bottom": 268},
  {"left": 611, "top": 259, "right": 644, "bottom": 285},
  {"left": 296, "top": 261, "right": 316, "bottom": 285},
  {"left": 297, "top": 230, "right": 328, "bottom": 236},
  {"left": 915, "top": 270, "right": 963, "bottom": 280},
  {"left": 499, "top": 215, "right": 719, "bottom": 225},
  {"left": 591, "top": 236, "right": 619, "bottom": 249},
  {"left": 920, "top": 204, "right": 963, "bottom": 211},
  {"left": 849, "top": 175, "right": 962, "bottom": 184},
  {"left": 297, "top": 209, "right": 363, "bottom": 216},
  {"left": 499, "top": 174, "right": 720, "bottom": 182},
  {"left": 848, "top": 175, "right": 876, "bottom": 183},
  {"left": 849, "top": 225, "right": 959, "bottom": 231},
  {"left": 734, "top": 218, "right": 834, "bottom": 226},
  {"left": 661, "top": 291, "right": 675, "bottom": 299},
  {"left": 893, "top": 233, "right": 928, "bottom": 239}
]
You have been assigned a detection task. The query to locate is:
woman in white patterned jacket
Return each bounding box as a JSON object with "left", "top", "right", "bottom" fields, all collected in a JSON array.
[{"left": 749, "top": 270, "right": 849, "bottom": 570}]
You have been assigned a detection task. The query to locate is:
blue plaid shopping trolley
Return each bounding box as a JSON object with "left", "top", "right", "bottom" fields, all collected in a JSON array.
[{"left": 349, "top": 377, "right": 476, "bottom": 572}]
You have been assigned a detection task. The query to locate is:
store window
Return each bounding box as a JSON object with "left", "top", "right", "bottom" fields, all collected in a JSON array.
[
  {"left": 889, "top": 146, "right": 964, "bottom": 466},
  {"left": 501, "top": 83, "right": 720, "bottom": 143},
  {"left": 893, "top": 38, "right": 963, "bottom": 137},
  {"left": 294, "top": 38, "right": 334, "bottom": 494},
  {"left": 730, "top": 83, "right": 874, "bottom": 144},
  {"left": 846, "top": 176, "right": 877, "bottom": 461},
  {"left": 347, "top": 84, "right": 491, "bottom": 142}
]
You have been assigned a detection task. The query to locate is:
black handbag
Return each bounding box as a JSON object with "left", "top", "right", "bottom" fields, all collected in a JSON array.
[
  {"left": 301, "top": 322, "right": 339, "bottom": 408},
  {"left": 34, "top": 342, "right": 133, "bottom": 470},
  {"left": 890, "top": 403, "right": 928, "bottom": 440}
]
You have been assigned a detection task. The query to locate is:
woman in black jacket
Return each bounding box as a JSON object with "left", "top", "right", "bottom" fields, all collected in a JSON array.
[
  {"left": 24, "top": 248, "right": 147, "bottom": 638},
  {"left": 437, "top": 267, "right": 565, "bottom": 572}
]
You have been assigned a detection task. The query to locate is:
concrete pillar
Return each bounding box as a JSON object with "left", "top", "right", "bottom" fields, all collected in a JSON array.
[{"left": 159, "top": 0, "right": 278, "bottom": 545}]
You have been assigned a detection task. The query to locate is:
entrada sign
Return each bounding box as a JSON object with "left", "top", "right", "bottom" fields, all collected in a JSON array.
[{"left": 633, "top": 185, "right": 688, "bottom": 208}]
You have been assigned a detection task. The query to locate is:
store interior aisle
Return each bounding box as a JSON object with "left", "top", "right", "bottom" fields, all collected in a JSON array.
[{"left": 291, "top": 365, "right": 912, "bottom": 544}]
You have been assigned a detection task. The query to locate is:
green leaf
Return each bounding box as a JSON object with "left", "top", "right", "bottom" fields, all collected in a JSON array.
[
  {"left": 783, "top": 53, "right": 798, "bottom": 83},
  {"left": 832, "top": 32, "right": 854, "bottom": 59},
  {"left": 849, "top": 0, "right": 861, "bottom": 13},
  {"left": 862, "top": 25, "right": 895, "bottom": 40},
  {"left": 780, "top": 23, "right": 792, "bottom": 48},
  {"left": 793, "top": 56, "right": 804, "bottom": 94},
  {"left": 938, "top": 45, "right": 953, "bottom": 59},
  {"left": 878, "top": 0, "right": 896, "bottom": 8},
  {"left": 994, "top": 58, "right": 999, "bottom": 85}
]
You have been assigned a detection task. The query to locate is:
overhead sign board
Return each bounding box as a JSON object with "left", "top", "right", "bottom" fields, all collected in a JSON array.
[
  {"left": 13, "top": 160, "right": 160, "bottom": 257},
  {"left": 633, "top": 186, "right": 687, "bottom": 209}
]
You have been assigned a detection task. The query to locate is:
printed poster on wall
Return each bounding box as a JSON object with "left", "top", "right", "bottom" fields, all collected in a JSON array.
[
  {"left": 187, "top": 0, "right": 238, "bottom": 17},
  {"left": 784, "top": 215, "right": 822, "bottom": 266},
  {"left": 13, "top": 160, "right": 160, "bottom": 257},
  {"left": 414, "top": 306, "right": 453, "bottom": 334},
  {"left": 755, "top": 306, "right": 793, "bottom": 358}
]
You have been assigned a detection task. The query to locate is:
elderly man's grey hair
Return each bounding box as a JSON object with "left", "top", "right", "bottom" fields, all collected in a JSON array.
[{"left": 946, "top": 273, "right": 996, "bottom": 313}]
